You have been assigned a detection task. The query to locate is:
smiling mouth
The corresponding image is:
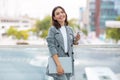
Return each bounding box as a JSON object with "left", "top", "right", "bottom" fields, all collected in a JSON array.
[{"left": 59, "top": 17, "right": 65, "bottom": 19}]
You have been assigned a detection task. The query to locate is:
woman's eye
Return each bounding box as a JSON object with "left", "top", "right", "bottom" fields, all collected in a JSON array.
[
  {"left": 56, "top": 13, "right": 59, "bottom": 15},
  {"left": 61, "top": 11, "right": 64, "bottom": 14}
]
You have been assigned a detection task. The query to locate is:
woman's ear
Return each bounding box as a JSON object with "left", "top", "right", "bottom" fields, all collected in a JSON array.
[{"left": 53, "top": 17, "right": 56, "bottom": 20}]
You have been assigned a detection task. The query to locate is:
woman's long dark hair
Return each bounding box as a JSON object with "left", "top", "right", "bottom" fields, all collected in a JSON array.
[{"left": 52, "top": 6, "right": 68, "bottom": 29}]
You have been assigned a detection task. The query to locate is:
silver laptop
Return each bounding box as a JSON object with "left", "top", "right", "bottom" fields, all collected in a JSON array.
[{"left": 48, "top": 57, "right": 72, "bottom": 74}]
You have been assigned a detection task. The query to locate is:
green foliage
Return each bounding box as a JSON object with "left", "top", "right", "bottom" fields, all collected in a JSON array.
[
  {"left": 76, "top": 25, "right": 81, "bottom": 30},
  {"left": 69, "top": 18, "right": 78, "bottom": 27},
  {"left": 16, "top": 31, "right": 29, "bottom": 40},
  {"left": 68, "top": 18, "right": 80, "bottom": 31},
  {"left": 116, "top": 16, "right": 120, "bottom": 21},
  {"left": 7, "top": 26, "right": 29, "bottom": 40},
  {"left": 28, "top": 27, "right": 37, "bottom": 33},
  {"left": 81, "top": 29, "right": 88, "bottom": 36},
  {"left": 35, "top": 15, "right": 51, "bottom": 38},
  {"left": 106, "top": 27, "right": 120, "bottom": 43},
  {"left": 7, "top": 26, "right": 17, "bottom": 36},
  {"left": 40, "top": 30, "right": 48, "bottom": 38}
]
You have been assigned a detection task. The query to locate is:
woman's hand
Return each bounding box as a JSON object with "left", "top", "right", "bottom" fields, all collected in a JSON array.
[
  {"left": 52, "top": 54, "right": 64, "bottom": 75},
  {"left": 75, "top": 32, "right": 80, "bottom": 41},
  {"left": 74, "top": 32, "right": 80, "bottom": 45},
  {"left": 57, "top": 65, "right": 64, "bottom": 75}
]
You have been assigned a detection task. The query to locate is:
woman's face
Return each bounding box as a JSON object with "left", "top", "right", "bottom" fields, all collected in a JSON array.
[{"left": 53, "top": 8, "right": 66, "bottom": 25}]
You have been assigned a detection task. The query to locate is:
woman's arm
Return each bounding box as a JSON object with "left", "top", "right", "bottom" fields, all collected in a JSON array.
[
  {"left": 52, "top": 54, "right": 61, "bottom": 66},
  {"left": 52, "top": 54, "right": 64, "bottom": 75}
]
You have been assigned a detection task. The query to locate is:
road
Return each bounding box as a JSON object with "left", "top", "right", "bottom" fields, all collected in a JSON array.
[{"left": 0, "top": 46, "right": 120, "bottom": 80}]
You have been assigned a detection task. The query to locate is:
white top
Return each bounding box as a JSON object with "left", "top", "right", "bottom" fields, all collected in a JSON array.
[{"left": 60, "top": 26, "right": 68, "bottom": 53}]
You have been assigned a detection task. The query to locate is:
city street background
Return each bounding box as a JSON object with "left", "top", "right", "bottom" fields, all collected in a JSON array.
[{"left": 0, "top": 0, "right": 120, "bottom": 80}]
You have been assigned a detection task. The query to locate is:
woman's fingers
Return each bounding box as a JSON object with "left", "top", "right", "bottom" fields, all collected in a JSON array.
[
  {"left": 76, "top": 33, "right": 80, "bottom": 41},
  {"left": 57, "top": 65, "right": 64, "bottom": 75}
]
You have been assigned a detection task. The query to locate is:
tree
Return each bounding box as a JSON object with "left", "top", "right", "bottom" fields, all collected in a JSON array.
[
  {"left": 16, "top": 31, "right": 29, "bottom": 40},
  {"left": 7, "top": 26, "right": 17, "bottom": 37},
  {"left": 40, "top": 30, "right": 48, "bottom": 38},
  {"left": 106, "top": 27, "right": 120, "bottom": 43},
  {"left": 116, "top": 16, "right": 120, "bottom": 21},
  {"left": 35, "top": 15, "right": 51, "bottom": 38},
  {"left": 81, "top": 29, "right": 88, "bottom": 36},
  {"left": 68, "top": 18, "right": 80, "bottom": 32},
  {"left": 106, "top": 16, "right": 120, "bottom": 43},
  {"left": 7, "top": 26, "right": 29, "bottom": 40}
]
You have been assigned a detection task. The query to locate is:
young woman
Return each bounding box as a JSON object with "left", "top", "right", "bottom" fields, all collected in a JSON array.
[{"left": 46, "top": 6, "right": 80, "bottom": 80}]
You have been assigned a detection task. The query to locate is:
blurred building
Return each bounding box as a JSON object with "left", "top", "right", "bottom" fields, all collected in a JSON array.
[
  {"left": 111, "top": 0, "right": 120, "bottom": 15},
  {"left": 0, "top": 16, "right": 35, "bottom": 38},
  {"left": 88, "top": 0, "right": 119, "bottom": 37},
  {"left": 81, "top": 0, "right": 90, "bottom": 33},
  {"left": 80, "top": 7, "right": 90, "bottom": 32}
]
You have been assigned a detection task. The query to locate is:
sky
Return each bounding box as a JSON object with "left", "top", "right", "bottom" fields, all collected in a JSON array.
[{"left": 0, "top": 0, "right": 87, "bottom": 19}]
